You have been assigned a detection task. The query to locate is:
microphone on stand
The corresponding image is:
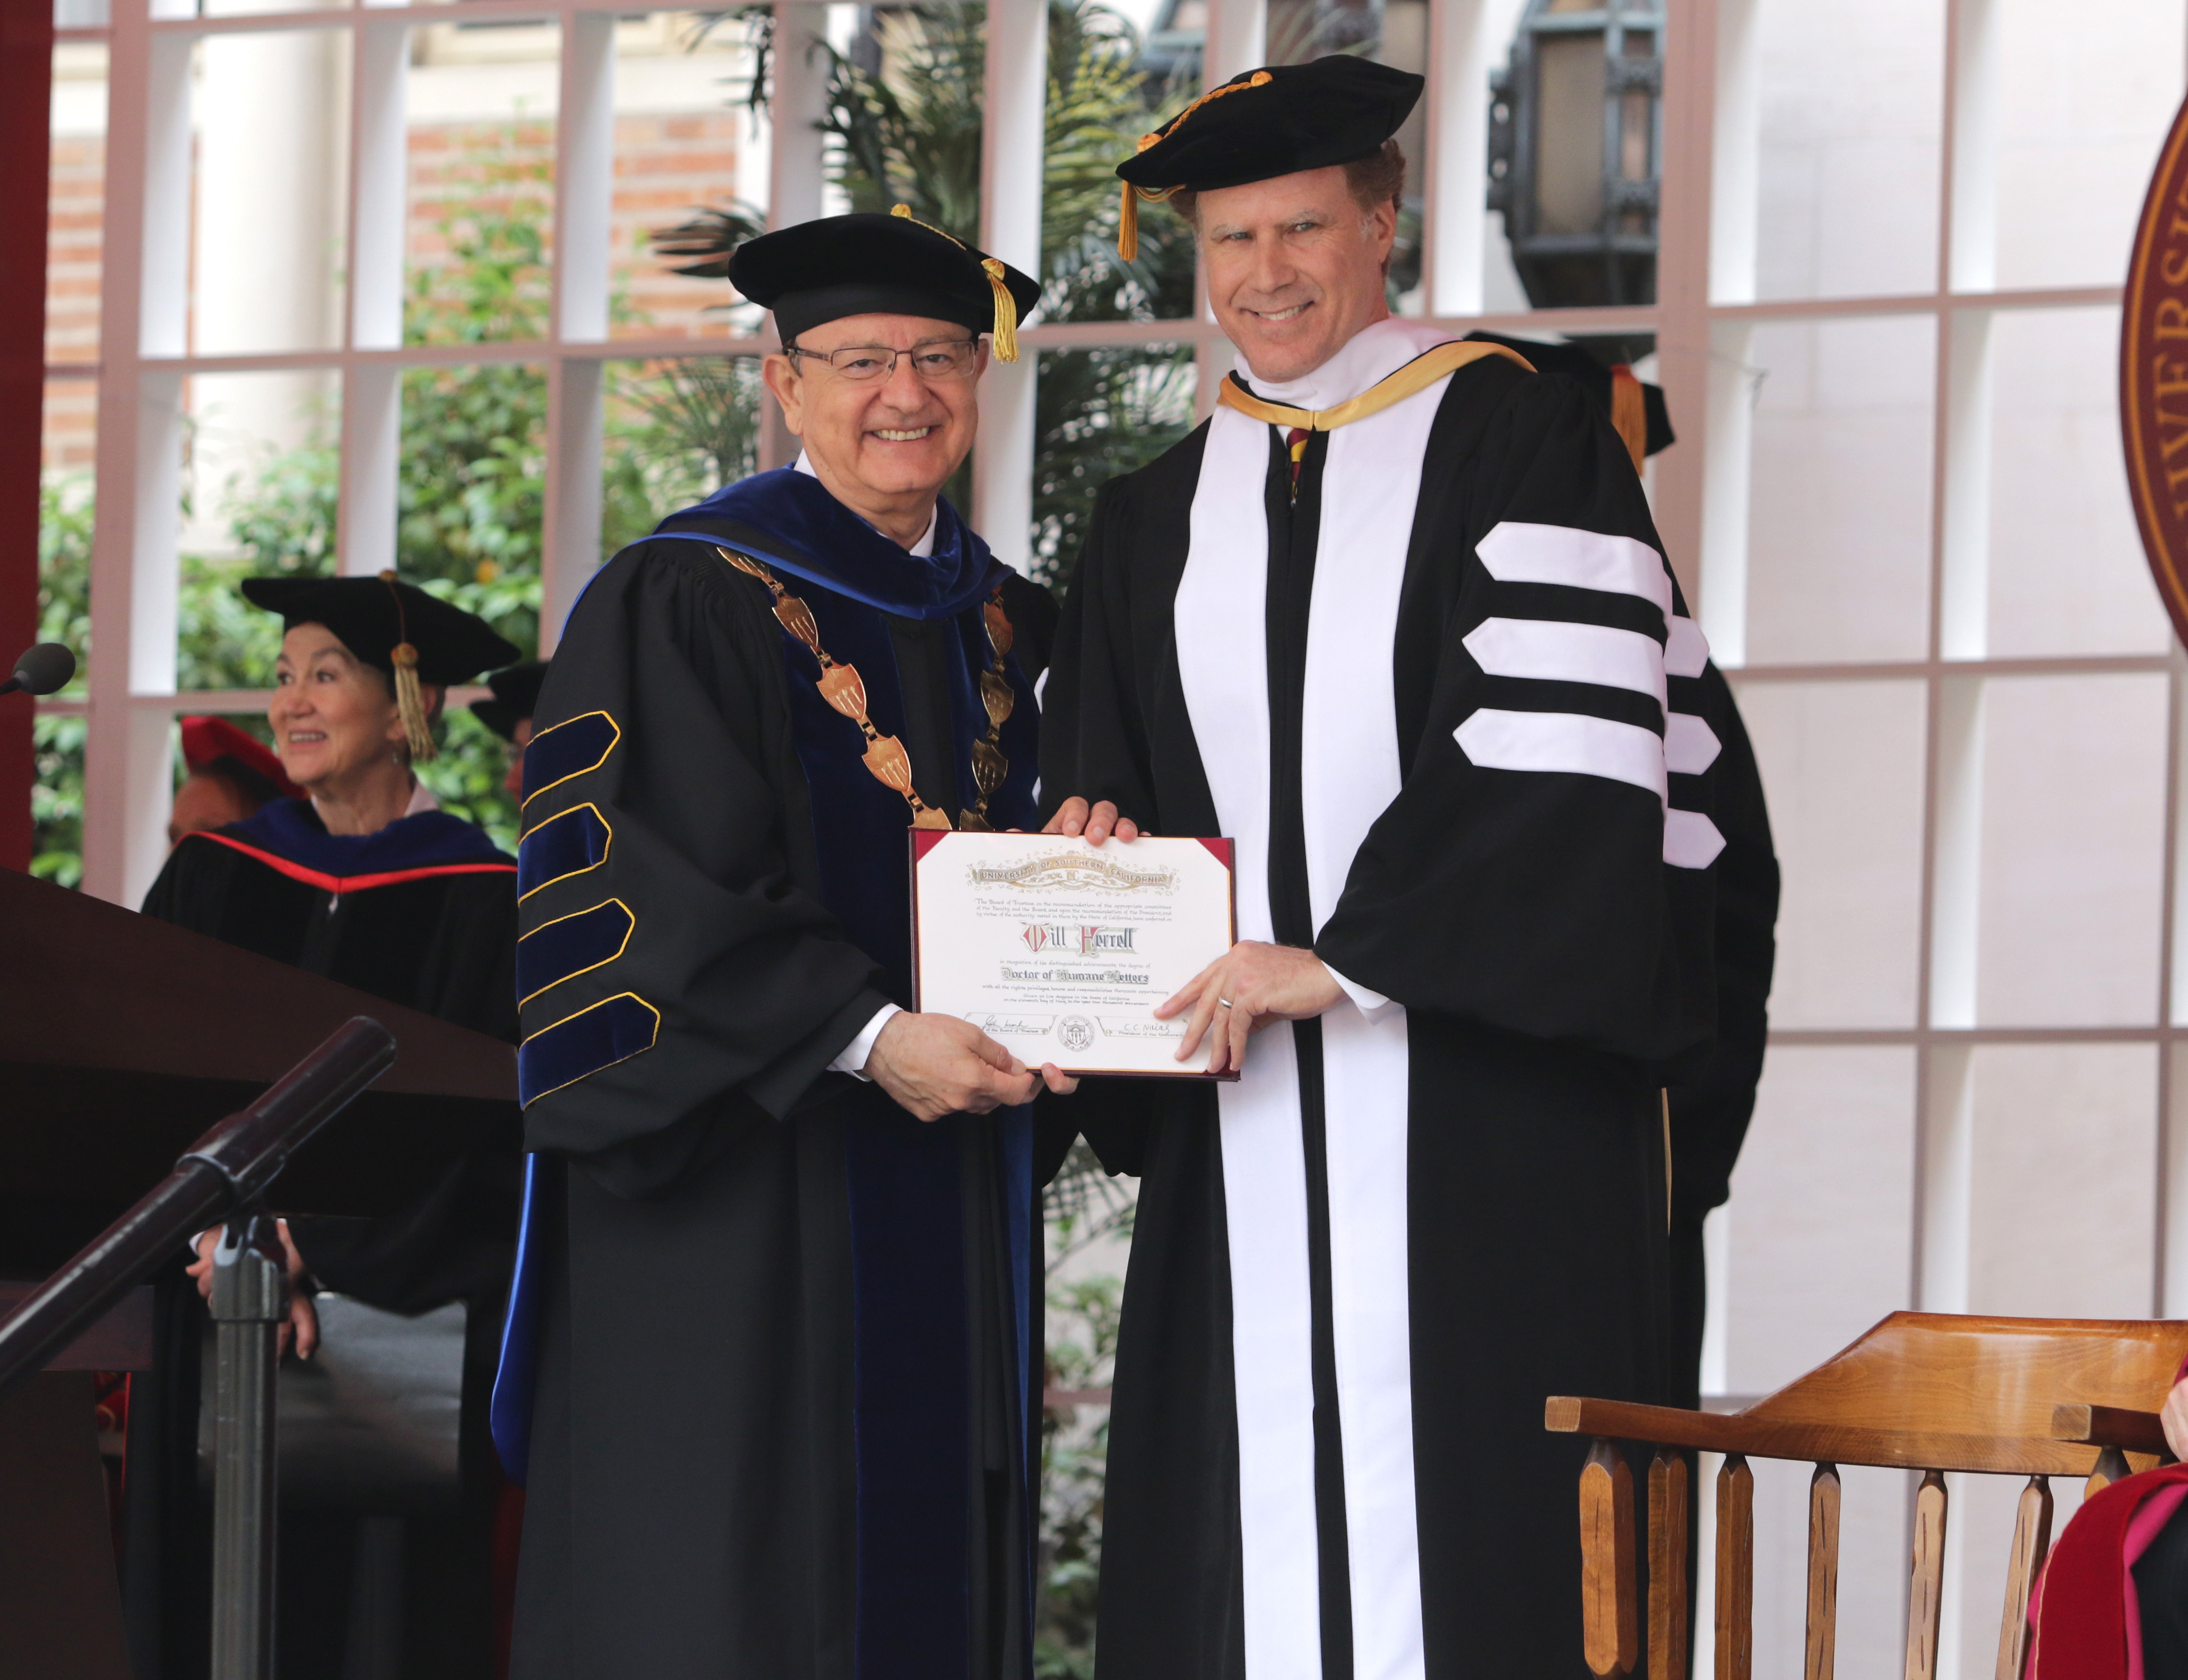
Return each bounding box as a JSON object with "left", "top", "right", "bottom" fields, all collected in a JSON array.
[{"left": 0, "top": 643, "right": 76, "bottom": 698}]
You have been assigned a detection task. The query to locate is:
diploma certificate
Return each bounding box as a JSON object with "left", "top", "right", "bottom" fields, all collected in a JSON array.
[{"left": 911, "top": 831, "right": 1238, "bottom": 1078}]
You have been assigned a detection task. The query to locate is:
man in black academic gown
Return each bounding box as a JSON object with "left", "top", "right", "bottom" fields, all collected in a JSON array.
[
  {"left": 1039, "top": 57, "right": 1774, "bottom": 1678},
  {"left": 493, "top": 211, "right": 1063, "bottom": 1680}
]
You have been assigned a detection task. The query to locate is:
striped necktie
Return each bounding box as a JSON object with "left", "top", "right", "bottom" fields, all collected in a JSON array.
[{"left": 1286, "top": 426, "right": 1309, "bottom": 495}]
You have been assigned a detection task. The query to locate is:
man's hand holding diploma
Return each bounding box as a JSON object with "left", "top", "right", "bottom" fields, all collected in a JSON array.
[{"left": 1157, "top": 942, "right": 1344, "bottom": 1076}]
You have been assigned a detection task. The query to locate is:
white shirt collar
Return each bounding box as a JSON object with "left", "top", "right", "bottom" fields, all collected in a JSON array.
[
  {"left": 1239, "top": 316, "right": 1457, "bottom": 412},
  {"left": 794, "top": 451, "right": 939, "bottom": 558},
  {"left": 308, "top": 776, "right": 438, "bottom": 833}
]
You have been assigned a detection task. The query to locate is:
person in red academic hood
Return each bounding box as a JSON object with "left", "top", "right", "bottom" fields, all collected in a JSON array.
[
  {"left": 2029, "top": 1361, "right": 2188, "bottom": 1678},
  {"left": 169, "top": 714, "right": 306, "bottom": 843}
]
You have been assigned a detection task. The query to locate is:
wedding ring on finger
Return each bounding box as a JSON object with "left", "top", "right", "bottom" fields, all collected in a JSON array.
[{"left": 1217, "top": 998, "right": 1234, "bottom": 1009}]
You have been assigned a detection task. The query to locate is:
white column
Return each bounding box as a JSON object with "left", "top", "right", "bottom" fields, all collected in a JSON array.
[
  {"left": 974, "top": 0, "right": 1047, "bottom": 573},
  {"left": 1204, "top": 0, "right": 1267, "bottom": 84},
  {"left": 1697, "top": 319, "right": 1752, "bottom": 666},
  {"left": 556, "top": 13, "right": 615, "bottom": 345},
  {"left": 1938, "top": 309, "right": 1994, "bottom": 661},
  {"left": 1708, "top": 0, "right": 1759, "bottom": 305},
  {"left": 770, "top": 4, "right": 832, "bottom": 229},
  {"left": 542, "top": 362, "right": 607, "bottom": 655},
  {"left": 540, "top": 13, "right": 616, "bottom": 648},
  {"left": 1928, "top": 677, "right": 1986, "bottom": 1029},
  {"left": 84, "top": 5, "right": 189, "bottom": 906},
  {"left": 760, "top": 3, "right": 835, "bottom": 471},
  {"left": 1423, "top": 0, "right": 1493, "bottom": 316},
  {"left": 338, "top": 17, "right": 408, "bottom": 578},
  {"left": 1947, "top": 0, "right": 2001, "bottom": 293},
  {"left": 1650, "top": 0, "right": 1720, "bottom": 610},
  {"left": 191, "top": 25, "right": 346, "bottom": 550}
]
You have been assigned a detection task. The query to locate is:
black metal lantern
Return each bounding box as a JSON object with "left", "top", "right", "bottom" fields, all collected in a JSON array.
[{"left": 1488, "top": 0, "right": 1664, "bottom": 309}]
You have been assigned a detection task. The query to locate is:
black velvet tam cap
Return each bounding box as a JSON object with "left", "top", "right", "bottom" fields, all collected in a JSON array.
[
  {"left": 470, "top": 660, "right": 547, "bottom": 741},
  {"left": 241, "top": 573, "right": 520, "bottom": 687},
  {"left": 727, "top": 209, "right": 1042, "bottom": 361},
  {"left": 1115, "top": 56, "right": 1424, "bottom": 255}
]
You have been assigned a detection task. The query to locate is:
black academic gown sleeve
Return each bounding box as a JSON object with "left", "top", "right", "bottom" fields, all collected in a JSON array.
[
  {"left": 1667, "top": 664, "right": 1778, "bottom": 1404},
  {"left": 1314, "top": 374, "right": 1716, "bottom": 1065},
  {"left": 517, "top": 540, "right": 892, "bottom": 1196}
]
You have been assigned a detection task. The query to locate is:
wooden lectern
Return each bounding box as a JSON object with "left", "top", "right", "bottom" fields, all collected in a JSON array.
[{"left": 0, "top": 867, "right": 518, "bottom": 1680}]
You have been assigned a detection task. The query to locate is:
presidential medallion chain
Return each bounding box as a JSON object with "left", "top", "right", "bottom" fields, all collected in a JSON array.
[
  {"left": 959, "top": 590, "right": 1015, "bottom": 832},
  {"left": 716, "top": 546, "right": 1013, "bottom": 833}
]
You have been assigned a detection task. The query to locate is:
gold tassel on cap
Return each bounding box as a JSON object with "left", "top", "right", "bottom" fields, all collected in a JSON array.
[
  {"left": 1112, "top": 71, "right": 1272, "bottom": 261},
  {"left": 1609, "top": 365, "right": 1648, "bottom": 473},
  {"left": 887, "top": 204, "right": 1020, "bottom": 361},
  {"left": 981, "top": 258, "right": 1019, "bottom": 362},
  {"left": 378, "top": 569, "right": 438, "bottom": 764}
]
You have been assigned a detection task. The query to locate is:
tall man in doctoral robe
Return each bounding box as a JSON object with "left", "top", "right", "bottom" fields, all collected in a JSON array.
[
  {"left": 492, "top": 210, "right": 1069, "bottom": 1680},
  {"left": 1039, "top": 57, "right": 1773, "bottom": 1678}
]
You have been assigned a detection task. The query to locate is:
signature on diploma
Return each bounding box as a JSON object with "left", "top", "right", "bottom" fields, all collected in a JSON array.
[
  {"left": 1097, "top": 1018, "right": 1184, "bottom": 1039},
  {"left": 966, "top": 851, "right": 1179, "bottom": 893},
  {"left": 972, "top": 1014, "right": 1056, "bottom": 1037}
]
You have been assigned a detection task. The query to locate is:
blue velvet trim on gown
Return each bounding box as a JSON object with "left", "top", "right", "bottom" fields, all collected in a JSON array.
[
  {"left": 516, "top": 804, "right": 610, "bottom": 898},
  {"left": 516, "top": 993, "right": 661, "bottom": 1107},
  {"left": 516, "top": 898, "right": 634, "bottom": 1004}
]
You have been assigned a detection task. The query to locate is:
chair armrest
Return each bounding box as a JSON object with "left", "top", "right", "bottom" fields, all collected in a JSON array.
[
  {"left": 2051, "top": 1404, "right": 2172, "bottom": 1458},
  {"left": 1546, "top": 1395, "right": 2105, "bottom": 1477}
]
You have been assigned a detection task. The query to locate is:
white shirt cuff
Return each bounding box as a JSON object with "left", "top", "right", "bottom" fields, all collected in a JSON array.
[
  {"left": 1325, "top": 963, "right": 1400, "bottom": 1026},
  {"left": 828, "top": 1003, "right": 902, "bottom": 1081}
]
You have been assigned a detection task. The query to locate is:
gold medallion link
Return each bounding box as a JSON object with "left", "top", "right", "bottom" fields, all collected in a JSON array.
[
  {"left": 717, "top": 546, "right": 1022, "bottom": 833},
  {"left": 717, "top": 547, "right": 953, "bottom": 829}
]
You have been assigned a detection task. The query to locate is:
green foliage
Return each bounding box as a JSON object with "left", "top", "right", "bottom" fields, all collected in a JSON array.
[
  {"left": 1037, "top": 1139, "right": 1136, "bottom": 1676},
  {"left": 818, "top": 0, "right": 1203, "bottom": 590},
  {"left": 602, "top": 356, "right": 765, "bottom": 555},
  {"left": 1039, "top": 1271, "right": 1122, "bottom": 1678},
  {"left": 32, "top": 479, "right": 93, "bottom": 886}
]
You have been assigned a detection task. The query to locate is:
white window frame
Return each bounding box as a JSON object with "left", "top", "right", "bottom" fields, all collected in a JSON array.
[{"left": 48, "top": 0, "right": 2188, "bottom": 1502}]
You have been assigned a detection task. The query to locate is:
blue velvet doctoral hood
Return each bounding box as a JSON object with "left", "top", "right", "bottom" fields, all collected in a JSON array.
[
  {"left": 655, "top": 465, "right": 1003, "bottom": 620},
  {"left": 224, "top": 798, "right": 513, "bottom": 878}
]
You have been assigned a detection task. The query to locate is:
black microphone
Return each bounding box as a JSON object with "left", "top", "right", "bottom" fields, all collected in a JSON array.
[{"left": 0, "top": 643, "right": 76, "bottom": 698}]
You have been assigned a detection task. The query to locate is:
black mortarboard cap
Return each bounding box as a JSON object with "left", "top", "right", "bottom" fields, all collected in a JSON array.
[
  {"left": 470, "top": 660, "right": 547, "bottom": 742},
  {"left": 1465, "top": 332, "right": 1676, "bottom": 466},
  {"left": 1115, "top": 57, "right": 1424, "bottom": 258},
  {"left": 727, "top": 208, "right": 1042, "bottom": 362},
  {"left": 241, "top": 572, "right": 521, "bottom": 763}
]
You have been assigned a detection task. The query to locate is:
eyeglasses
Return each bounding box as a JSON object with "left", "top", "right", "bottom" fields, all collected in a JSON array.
[{"left": 784, "top": 339, "right": 982, "bottom": 383}]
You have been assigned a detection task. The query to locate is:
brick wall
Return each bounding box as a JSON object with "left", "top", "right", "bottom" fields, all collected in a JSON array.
[{"left": 42, "top": 107, "right": 749, "bottom": 473}]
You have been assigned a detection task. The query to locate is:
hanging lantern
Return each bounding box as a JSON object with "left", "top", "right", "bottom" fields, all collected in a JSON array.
[{"left": 1488, "top": 0, "right": 1665, "bottom": 309}]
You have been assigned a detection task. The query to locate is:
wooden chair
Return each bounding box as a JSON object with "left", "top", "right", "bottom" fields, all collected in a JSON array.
[{"left": 1545, "top": 1312, "right": 2188, "bottom": 1679}]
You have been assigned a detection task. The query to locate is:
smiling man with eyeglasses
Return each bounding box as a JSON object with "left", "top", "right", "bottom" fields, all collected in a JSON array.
[{"left": 490, "top": 210, "right": 1072, "bottom": 1680}]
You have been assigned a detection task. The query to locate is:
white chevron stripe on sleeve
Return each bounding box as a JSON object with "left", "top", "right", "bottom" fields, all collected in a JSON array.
[
  {"left": 1455, "top": 708, "right": 1666, "bottom": 800},
  {"left": 1475, "top": 522, "right": 1673, "bottom": 616},
  {"left": 1665, "top": 712, "right": 1722, "bottom": 776},
  {"left": 1665, "top": 614, "right": 1709, "bottom": 678},
  {"left": 1664, "top": 808, "right": 1726, "bottom": 869},
  {"left": 1461, "top": 617, "right": 1667, "bottom": 705}
]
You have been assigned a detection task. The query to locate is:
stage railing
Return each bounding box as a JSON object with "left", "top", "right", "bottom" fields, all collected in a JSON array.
[{"left": 0, "top": 1016, "right": 396, "bottom": 1680}]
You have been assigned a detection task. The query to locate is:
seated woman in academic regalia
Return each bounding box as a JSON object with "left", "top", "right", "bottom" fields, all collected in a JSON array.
[{"left": 138, "top": 571, "right": 522, "bottom": 1680}]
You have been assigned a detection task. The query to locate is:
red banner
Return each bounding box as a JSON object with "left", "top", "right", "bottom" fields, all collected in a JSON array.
[{"left": 2122, "top": 92, "right": 2188, "bottom": 648}]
